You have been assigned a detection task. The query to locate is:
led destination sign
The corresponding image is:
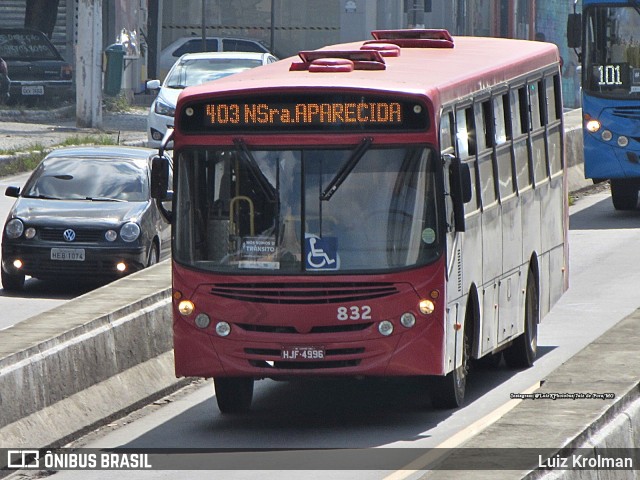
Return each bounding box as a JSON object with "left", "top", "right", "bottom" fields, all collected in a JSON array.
[{"left": 180, "top": 94, "right": 429, "bottom": 133}]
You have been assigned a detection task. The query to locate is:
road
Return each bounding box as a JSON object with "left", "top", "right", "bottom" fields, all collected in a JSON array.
[{"left": 7, "top": 185, "right": 639, "bottom": 480}]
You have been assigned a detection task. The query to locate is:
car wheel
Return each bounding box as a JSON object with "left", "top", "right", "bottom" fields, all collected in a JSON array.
[
  {"left": 147, "top": 243, "right": 159, "bottom": 267},
  {"left": 2, "top": 266, "right": 25, "bottom": 291}
]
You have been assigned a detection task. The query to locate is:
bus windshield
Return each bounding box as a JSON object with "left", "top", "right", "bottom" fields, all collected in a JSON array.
[
  {"left": 584, "top": 5, "right": 640, "bottom": 97},
  {"left": 173, "top": 145, "right": 442, "bottom": 273}
]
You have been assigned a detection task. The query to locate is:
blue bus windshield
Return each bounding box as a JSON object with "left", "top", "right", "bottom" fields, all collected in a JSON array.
[{"left": 584, "top": 5, "right": 640, "bottom": 97}]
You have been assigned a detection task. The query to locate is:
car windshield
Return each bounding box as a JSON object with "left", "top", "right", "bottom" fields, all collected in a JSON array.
[
  {"left": 173, "top": 145, "right": 442, "bottom": 273},
  {"left": 22, "top": 157, "right": 149, "bottom": 202},
  {"left": 164, "top": 58, "right": 262, "bottom": 88},
  {"left": 584, "top": 5, "right": 640, "bottom": 97},
  {"left": 0, "top": 31, "right": 59, "bottom": 60}
]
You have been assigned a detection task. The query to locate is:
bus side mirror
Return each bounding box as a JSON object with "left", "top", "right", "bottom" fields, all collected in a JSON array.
[
  {"left": 567, "top": 13, "right": 582, "bottom": 49},
  {"left": 449, "top": 158, "right": 472, "bottom": 233},
  {"left": 151, "top": 155, "right": 172, "bottom": 223}
]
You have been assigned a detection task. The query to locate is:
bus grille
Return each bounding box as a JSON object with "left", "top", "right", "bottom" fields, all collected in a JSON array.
[
  {"left": 236, "top": 322, "right": 373, "bottom": 334},
  {"left": 611, "top": 106, "right": 640, "bottom": 120},
  {"left": 210, "top": 282, "right": 398, "bottom": 304}
]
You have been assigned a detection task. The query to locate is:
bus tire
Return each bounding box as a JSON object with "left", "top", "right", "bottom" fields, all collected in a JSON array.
[
  {"left": 430, "top": 321, "right": 470, "bottom": 409},
  {"left": 610, "top": 180, "right": 639, "bottom": 210},
  {"left": 214, "top": 377, "right": 254, "bottom": 414},
  {"left": 504, "top": 270, "right": 539, "bottom": 369}
]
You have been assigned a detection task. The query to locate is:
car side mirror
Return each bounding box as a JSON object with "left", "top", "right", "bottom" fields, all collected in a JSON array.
[
  {"left": 5, "top": 186, "right": 20, "bottom": 198},
  {"left": 146, "top": 79, "right": 161, "bottom": 91}
]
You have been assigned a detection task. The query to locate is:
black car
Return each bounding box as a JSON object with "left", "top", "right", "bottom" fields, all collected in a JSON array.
[
  {"left": 1, "top": 146, "right": 172, "bottom": 291},
  {"left": 0, "top": 28, "right": 73, "bottom": 103}
]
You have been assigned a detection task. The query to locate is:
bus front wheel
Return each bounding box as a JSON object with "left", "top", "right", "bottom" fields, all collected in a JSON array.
[
  {"left": 214, "top": 377, "right": 254, "bottom": 414},
  {"left": 610, "top": 180, "right": 639, "bottom": 210},
  {"left": 430, "top": 326, "right": 469, "bottom": 409},
  {"left": 504, "top": 270, "right": 539, "bottom": 368}
]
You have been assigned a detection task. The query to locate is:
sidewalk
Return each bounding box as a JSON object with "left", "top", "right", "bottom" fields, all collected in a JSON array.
[{"left": 0, "top": 105, "right": 148, "bottom": 153}]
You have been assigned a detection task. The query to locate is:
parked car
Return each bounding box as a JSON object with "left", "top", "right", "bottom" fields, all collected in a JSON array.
[
  {"left": 1, "top": 146, "right": 172, "bottom": 291},
  {"left": 146, "top": 51, "right": 278, "bottom": 147},
  {"left": 0, "top": 28, "right": 73, "bottom": 104},
  {"left": 158, "top": 36, "right": 272, "bottom": 80}
]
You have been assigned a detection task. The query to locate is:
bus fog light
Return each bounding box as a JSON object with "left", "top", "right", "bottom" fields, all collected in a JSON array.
[
  {"left": 215, "top": 321, "right": 231, "bottom": 337},
  {"left": 419, "top": 299, "right": 435, "bottom": 315},
  {"left": 378, "top": 320, "right": 394, "bottom": 336},
  {"left": 13, "top": 259, "right": 23, "bottom": 269},
  {"left": 618, "top": 136, "right": 629, "bottom": 147},
  {"left": 400, "top": 312, "right": 416, "bottom": 328},
  {"left": 178, "top": 300, "right": 195, "bottom": 316},
  {"left": 195, "top": 313, "right": 211, "bottom": 329},
  {"left": 586, "top": 119, "right": 601, "bottom": 133},
  {"left": 601, "top": 130, "right": 612, "bottom": 141}
]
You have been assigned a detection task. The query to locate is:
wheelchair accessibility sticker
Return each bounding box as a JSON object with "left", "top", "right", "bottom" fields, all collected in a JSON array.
[{"left": 305, "top": 235, "right": 339, "bottom": 270}]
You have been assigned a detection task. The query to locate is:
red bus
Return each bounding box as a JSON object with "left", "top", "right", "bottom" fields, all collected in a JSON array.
[{"left": 151, "top": 29, "right": 568, "bottom": 413}]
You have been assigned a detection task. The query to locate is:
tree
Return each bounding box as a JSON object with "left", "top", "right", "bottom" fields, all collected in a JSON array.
[{"left": 24, "top": 0, "right": 60, "bottom": 38}]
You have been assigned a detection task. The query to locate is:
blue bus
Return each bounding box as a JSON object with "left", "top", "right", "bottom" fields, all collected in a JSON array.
[{"left": 568, "top": 0, "right": 640, "bottom": 209}]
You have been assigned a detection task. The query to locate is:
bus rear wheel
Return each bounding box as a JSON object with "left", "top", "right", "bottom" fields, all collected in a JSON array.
[
  {"left": 610, "top": 180, "right": 639, "bottom": 210},
  {"left": 504, "top": 270, "right": 538, "bottom": 368},
  {"left": 214, "top": 377, "right": 254, "bottom": 414}
]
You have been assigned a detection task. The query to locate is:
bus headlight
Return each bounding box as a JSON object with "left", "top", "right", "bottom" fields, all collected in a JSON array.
[
  {"left": 215, "top": 321, "right": 231, "bottom": 337},
  {"left": 400, "top": 312, "right": 416, "bottom": 328},
  {"left": 419, "top": 299, "right": 435, "bottom": 315},
  {"left": 601, "top": 130, "right": 612, "bottom": 142},
  {"left": 378, "top": 320, "right": 394, "bottom": 336},
  {"left": 195, "top": 313, "right": 211, "bottom": 329},
  {"left": 586, "top": 119, "right": 601, "bottom": 133},
  {"left": 618, "top": 136, "right": 629, "bottom": 147},
  {"left": 178, "top": 300, "right": 195, "bottom": 316}
]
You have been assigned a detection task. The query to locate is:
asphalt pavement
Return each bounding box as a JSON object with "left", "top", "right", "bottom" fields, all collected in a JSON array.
[{"left": 0, "top": 104, "right": 148, "bottom": 154}]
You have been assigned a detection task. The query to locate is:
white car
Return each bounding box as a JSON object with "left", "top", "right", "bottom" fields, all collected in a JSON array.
[
  {"left": 146, "top": 51, "right": 278, "bottom": 148},
  {"left": 157, "top": 36, "right": 272, "bottom": 80}
]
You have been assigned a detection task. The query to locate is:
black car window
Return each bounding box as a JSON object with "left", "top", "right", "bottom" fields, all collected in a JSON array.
[
  {"left": 174, "top": 39, "right": 218, "bottom": 57},
  {"left": 0, "top": 31, "right": 60, "bottom": 60},
  {"left": 23, "top": 158, "right": 149, "bottom": 202},
  {"left": 222, "top": 39, "right": 266, "bottom": 53}
]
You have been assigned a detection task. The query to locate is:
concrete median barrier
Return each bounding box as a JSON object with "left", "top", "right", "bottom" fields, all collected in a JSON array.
[{"left": 0, "top": 261, "right": 187, "bottom": 449}]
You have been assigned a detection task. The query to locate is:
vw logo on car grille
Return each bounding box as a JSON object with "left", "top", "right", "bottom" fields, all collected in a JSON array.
[{"left": 63, "top": 229, "right": 76, "bottom": 242}]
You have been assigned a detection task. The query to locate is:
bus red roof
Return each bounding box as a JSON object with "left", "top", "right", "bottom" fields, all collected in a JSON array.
[{"left": 181, "top": 34, "right": 560, "bottom": 107}]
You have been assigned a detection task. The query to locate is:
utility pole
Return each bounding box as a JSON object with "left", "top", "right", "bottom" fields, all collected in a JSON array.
[{"left": 76, "top": 0, "right": 103, "bottom": 128}]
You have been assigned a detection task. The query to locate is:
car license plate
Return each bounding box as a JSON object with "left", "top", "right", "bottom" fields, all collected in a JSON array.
[
  {"left": 22, "top": 85, "right": 44, "bottom": 96},
  {"left": 51, "top": 248, "right": 85, "bottom": 261},
  {"left": 281, "top": 346, "right": 325, "bottom": 360}
]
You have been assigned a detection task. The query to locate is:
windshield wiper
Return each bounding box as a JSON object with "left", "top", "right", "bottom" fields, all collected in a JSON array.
[
  {"left": 321, "top": 137, "right": 373, "bottom": 201},
  {"left": 85, "top": 197, "right": 126, "bottom": 202},
  {"left": 22, "top": 194, "right": 62, "bottom": 200},
  {"left": 233, "top": 139, "right": 277, "bottom": 203}
]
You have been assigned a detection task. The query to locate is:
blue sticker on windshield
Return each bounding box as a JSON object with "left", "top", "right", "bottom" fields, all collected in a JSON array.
[{"left": 305, "top": 236, "right": 339, "bottom": 270}]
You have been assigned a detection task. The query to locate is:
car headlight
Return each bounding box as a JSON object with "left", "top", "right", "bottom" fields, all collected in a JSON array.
[
  {"left": 5, "top": 219, "right": 24, "bottom": 239},
  {"left": 154, "top": 99, "right": 175, "bottom": 117},
  {"left": 120, "top": 222, "right": 141, "bottom": 242}
]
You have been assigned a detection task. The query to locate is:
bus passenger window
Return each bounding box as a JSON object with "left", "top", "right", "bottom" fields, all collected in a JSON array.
[
  {"left": 479, "top": 100, "right": 494, "bottom": 149},
  {"left": 478, "top": 157, "right": 497, "bottom": 206},
  {"left": 517, "top": 87, "right": 530, "bottom": 134},
  {"left": 546, "top": 76, "right": 560, "bottom": 122},
  {"left": 440, "top": 111, "right": 454, "bottom": 153},
  {"left": 493, "top": 95, "right": 508, "bottom": 145},
  {"left": 456, "top": 106, "right": 476, "bottom": 158}
]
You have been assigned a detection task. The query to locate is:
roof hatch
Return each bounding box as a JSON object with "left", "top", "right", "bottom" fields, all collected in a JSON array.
[{"left": 368, "top": 29, "right": 454, "bottom": 49}]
